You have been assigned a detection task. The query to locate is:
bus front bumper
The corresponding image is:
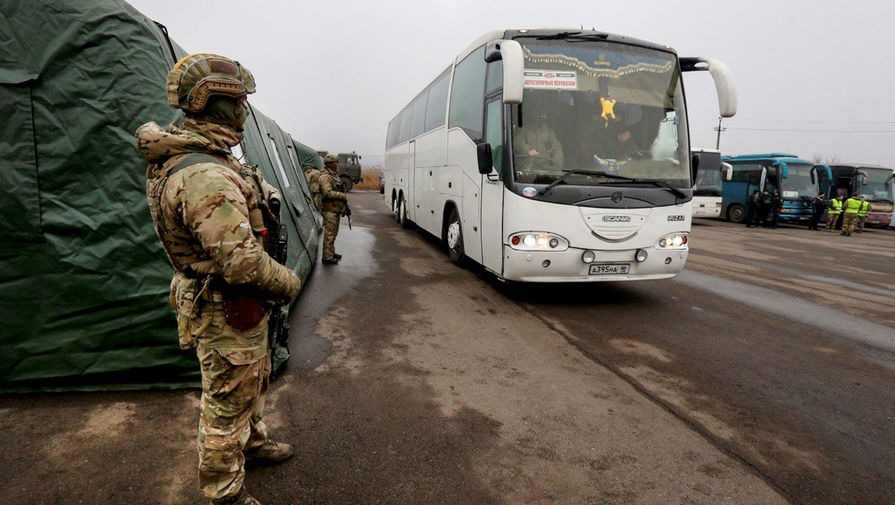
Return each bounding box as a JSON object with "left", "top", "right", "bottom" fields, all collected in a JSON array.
[{"left": 502, "top": 245, "right": 688, "bottom": 283}]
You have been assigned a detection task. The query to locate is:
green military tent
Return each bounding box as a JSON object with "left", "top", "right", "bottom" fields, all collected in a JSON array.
[{"left": 0, "top": 0, "right": 322, "bottom": 392}]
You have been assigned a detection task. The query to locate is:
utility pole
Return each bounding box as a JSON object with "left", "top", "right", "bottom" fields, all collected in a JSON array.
[{"left": 714, "top": 116, "right": 726, "bottom": 150}]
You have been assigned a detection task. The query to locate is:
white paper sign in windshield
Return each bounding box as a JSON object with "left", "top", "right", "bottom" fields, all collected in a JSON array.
[{"left": 523, "top": 70, "right": 578, "bottom": 90}]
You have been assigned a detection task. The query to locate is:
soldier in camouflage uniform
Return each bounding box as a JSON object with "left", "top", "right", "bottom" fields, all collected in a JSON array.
[
  {"left": 319, "top": 154, "right": 347, "bottom": 264},
  {"left": 137, "top": 54, "right": 300, "bottom": 505},
  {"left": 304, "top": 165, "right": 322, "bottom": 210}
]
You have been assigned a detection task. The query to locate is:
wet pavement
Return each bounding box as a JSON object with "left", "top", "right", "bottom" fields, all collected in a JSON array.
[{"left": 1, "top": 191, "right": 893, "bottom": 505}]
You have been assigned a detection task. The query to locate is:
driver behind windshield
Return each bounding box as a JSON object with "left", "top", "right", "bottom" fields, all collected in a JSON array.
[{"left": 513, "top": 111, "right": 564, "bottom": 173}]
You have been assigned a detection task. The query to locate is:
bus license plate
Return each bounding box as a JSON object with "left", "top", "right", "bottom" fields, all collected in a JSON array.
[{"left": 589, "top": 264, "right": 630, "bottom": 275}]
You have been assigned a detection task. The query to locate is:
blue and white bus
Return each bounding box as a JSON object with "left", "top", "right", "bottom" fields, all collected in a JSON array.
[
  {"left": 720, "top": 153, "right": 831, "bottom": 224},
  {"left": 383, "top": 28, "right": 737, "bottom": 282}
]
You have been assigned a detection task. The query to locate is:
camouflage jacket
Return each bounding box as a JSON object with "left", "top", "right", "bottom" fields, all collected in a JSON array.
[
  {"left": 304, "top": 167, "right": 322, "bottom": 210},
  {"left": 319, "top": 169, "right": 347, "bottom": 213},
  {"left": 137, "top": 121, "right": 300, "bottom": 302}
]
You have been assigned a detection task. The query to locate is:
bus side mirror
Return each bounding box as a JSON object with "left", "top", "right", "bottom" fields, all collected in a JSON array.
[
  {"left": 477, "top": 143, "right": 493, "bottom": 175},
  {"left": 810, "top": 169, "right": 816, "bottom": 184},
  {"left": 722, "top": 162, "right": 733, "bottom": 181},
  {"left": 680, "top": 57, "right": 738, "bottom": 118},
  {"left": 690, "top": 153, "right": 700, "bottom": 183},
  {"left": 486, "top": 40, "right": 523, "bottom": 104},
  {"left": 857, "top": 170, "right": 869, "bottom": 185}
]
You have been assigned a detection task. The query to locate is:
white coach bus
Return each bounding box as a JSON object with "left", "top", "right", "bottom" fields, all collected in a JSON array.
[
  {"left": 691, "top": 149, "right": 732, "bottom": 218},
  {"left": 383, "top": 28, "right": 737, "bottom": 282}
]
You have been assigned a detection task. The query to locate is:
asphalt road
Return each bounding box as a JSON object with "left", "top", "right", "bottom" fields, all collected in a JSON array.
[{"left": 1, "top": 191, "right": 892, "bottom": 505}]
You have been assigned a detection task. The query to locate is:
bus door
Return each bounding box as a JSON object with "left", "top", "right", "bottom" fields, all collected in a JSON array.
[
  {"left": 408, "top": 140, "right": 419, "bottom": 223},
  {"left": 480, "top": 97, "right": 505, "bottom": 274}
]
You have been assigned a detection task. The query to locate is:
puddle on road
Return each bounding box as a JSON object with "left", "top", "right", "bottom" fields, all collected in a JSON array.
[{"left": 286, "top": 225, "right": 377, "bottom": 374}]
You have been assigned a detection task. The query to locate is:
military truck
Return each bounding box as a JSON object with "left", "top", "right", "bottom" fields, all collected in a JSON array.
[{"left": 317, "top": 150, "right": 363, "bottom": 191}]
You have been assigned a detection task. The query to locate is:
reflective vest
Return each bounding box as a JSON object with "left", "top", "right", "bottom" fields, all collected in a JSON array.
[
  {"left": 844, "top": 198, "right": 862, "bottom": 214},
  {"left": 858, "top": 201, "right": 870, "bottom": 217},
  {"left": 829, "top": 199, "right": 843, "bottom": 215}
]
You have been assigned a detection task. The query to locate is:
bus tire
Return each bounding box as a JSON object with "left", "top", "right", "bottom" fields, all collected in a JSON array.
[
  {"left": 445, "top": 206, "right": 465, "bottom": 265},
  {"left": 398, "top": 195, "right": 411, "bottom": 229},
  {"left": 340, "top": 175, "right": 353, "bottom": 193},
  {"left": 727, "top": 204, "right": 745, "bottom": 223}
]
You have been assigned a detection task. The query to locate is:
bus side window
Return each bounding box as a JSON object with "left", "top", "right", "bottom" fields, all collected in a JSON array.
[
  {"left": 485, "top": 98, "right": 503, "bottom": 174},
  {"left": 449, "top": 46, "right": 486, "bottom": 141}
]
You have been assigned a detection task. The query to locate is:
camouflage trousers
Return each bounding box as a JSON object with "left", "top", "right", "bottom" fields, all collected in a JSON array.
[
  {"left": 842, "top": 213, "right": 859, "bottom": 234},
  {"left": 857, "top": 216, "right": 866, "bottom": 232},
  {"left": 826, "top": 214, "right": 839, "bottom": 231},
  {"left": 322, "top": 211, "right": 340, "bottom": 260},
  {"left": 197, "top": 336, "right": 271, "bottom": 501}
]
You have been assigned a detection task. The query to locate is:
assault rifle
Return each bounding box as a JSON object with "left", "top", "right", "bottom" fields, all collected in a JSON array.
[
  {"left": 342, "top": 203, "right": 352, "bottom": 230},
  {"left": 267, "top": 219, "right": 291, "bottom": 378}
]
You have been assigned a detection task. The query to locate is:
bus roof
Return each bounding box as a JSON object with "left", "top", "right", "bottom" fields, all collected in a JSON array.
[
  {"left": 723, "top": 153, "right": 816, "bottom": 165},
  {"left": 457, "top": 28, "right": 677, "bottom": 63},
  {"left": 829, "top": 163, "right": 893, "bottom": 171}
]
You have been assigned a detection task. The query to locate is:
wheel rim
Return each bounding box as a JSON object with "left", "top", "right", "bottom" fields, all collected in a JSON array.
[
  {"left": 399, "top": 199, "right": 406, "bottom": 223},
  {"left": 731, "top": 208, "right": 743, "bottom": 222},
  {"left": 447, "top": 220, "right": 460, "bottom": 249}
]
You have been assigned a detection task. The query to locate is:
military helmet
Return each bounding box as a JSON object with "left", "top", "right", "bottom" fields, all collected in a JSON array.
[
  {"left": 324, "top": 154, "right": 339, "bottom": 165},
  {"left": 166, "top": 53, "right": 256, "bottom": 113}
]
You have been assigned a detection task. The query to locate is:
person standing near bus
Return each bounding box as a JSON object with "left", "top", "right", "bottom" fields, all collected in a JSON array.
[
  {"left": 746, "top": 189, "right": 762, "bottom": 227},
  {"left": 808, "top": 192, "right": 826, "bottom": 230},
  {"left": 769, "top": 190, "right": 782, "bottom": 228},
  {"left": 319, "top": 154, "right": 348, "bottom": 264},
  {"left": 826, "top": 195, "right": 843, "bottom": 231},
  {"left": 856, "top": 195, "right": 871, "bottom": 232},
  {"left": 841, "top": 194, "right": 862, "bottom": 236}
]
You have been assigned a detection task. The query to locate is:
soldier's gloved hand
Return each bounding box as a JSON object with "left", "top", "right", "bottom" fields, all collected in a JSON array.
[{"left": 344, "top": 205, "right": 352, "bottom": 217}]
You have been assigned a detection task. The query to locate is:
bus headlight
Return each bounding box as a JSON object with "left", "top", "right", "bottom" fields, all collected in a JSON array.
[
  {"left": 508, "top": 232, "right": 569, "bottom": 251},
  {"left": 635, "top": 249, "right": 649, "bottom": 262},
  {"left": 656, "top": 232, "right": 689, "bottom": 249}
]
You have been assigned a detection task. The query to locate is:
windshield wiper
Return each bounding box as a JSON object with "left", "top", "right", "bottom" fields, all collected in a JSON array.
[
  {"left": 541, "top": 170, "right": 632, "bottom": 195},
  {"left": 541, "top": 171, "right": 688, "bottom": 199},
  {"left": 535, "top": 32, "right": 609, "bottom": 41}
]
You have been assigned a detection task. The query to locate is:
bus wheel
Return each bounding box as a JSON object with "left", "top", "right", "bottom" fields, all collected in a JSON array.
[
  {"left": 398, "top": 196, "right": 410, "bottom": 228},
  {"left": 340, "top": 176, "right": 353, "bottom": 192},
  {"left": 446, "top": 207, "right": 465, "bottom": 265},
  {"left": 727, "top": 204, "right": 745, "bottom": 223}
]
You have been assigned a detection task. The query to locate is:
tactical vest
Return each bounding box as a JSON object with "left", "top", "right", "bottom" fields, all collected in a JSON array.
[
  {"left": 858, "top": 202, "right": 870, "bottom": 217},
  {"left": 146, "top": 152, "right": 269, "bottom": 278},
  {"left": 829, "top": 199, "right": 843, "bottom": 215},
  {"left": 844, "top": 198, "right": 862, "bottom": 214}
]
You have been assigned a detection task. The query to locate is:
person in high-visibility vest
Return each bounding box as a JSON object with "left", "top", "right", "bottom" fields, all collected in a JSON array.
[
  {"left": 841, "top": 195, "right": 863, "bottom": 236},
  {"left": 826, "top": 195, "right": 843, "bottom": 231},
  {"left": 856, "top": 195, "right": 871, "bottom": 232}
]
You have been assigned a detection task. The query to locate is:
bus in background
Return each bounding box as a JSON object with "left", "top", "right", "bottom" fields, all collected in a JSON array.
[
  {"left": 720, "top": 153, "right": 830, "bottom": 225},
  {"left": 823, "top": 164, "right": 894, "bottom": 228},
  {"left": 383, "top": 28, "right": 737, "bottom": 282},
  {"left": 691, "top": 148, "right": 731, "bottom": 218}
]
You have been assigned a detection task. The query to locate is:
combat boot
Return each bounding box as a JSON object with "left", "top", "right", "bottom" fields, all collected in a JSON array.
[
  {"left": 244, "top": 439, "right": 294, "bottom": 464},
  {"left": 333, "top": 253, "right": 342, "bottom": 260},
  {"left": 322, "top": 257, "right": 340, "bottom": 265},
  {"left": 211, "top": 487, "right": 262, "bottom": 505}
]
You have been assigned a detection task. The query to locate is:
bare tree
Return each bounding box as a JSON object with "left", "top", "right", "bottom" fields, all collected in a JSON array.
[{"left": 813, "top": 153, "right": 840, "bottom": 164}]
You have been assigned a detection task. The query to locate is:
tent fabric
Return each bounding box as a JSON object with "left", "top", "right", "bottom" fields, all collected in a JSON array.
[{"left": 0, "top": 0, "right": 321, "bottom": 392}]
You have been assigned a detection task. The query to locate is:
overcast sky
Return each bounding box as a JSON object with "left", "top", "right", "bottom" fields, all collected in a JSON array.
[{"left": 129, "top": 0, "right": 895, "bottom": 167}]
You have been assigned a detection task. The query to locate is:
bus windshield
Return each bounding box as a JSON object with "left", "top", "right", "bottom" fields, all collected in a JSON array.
[
  {"left": 778, "top": 163, "right": 818, "bottom": 199},
  {"left": 860, "top": 167, "right": 894, "bottom": 203},
  {"left": 510, "top": 39, "right": 689, "bottom": 188},
  {"left": 694, "top": 165, "right": 722, "bottom": 197}
]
